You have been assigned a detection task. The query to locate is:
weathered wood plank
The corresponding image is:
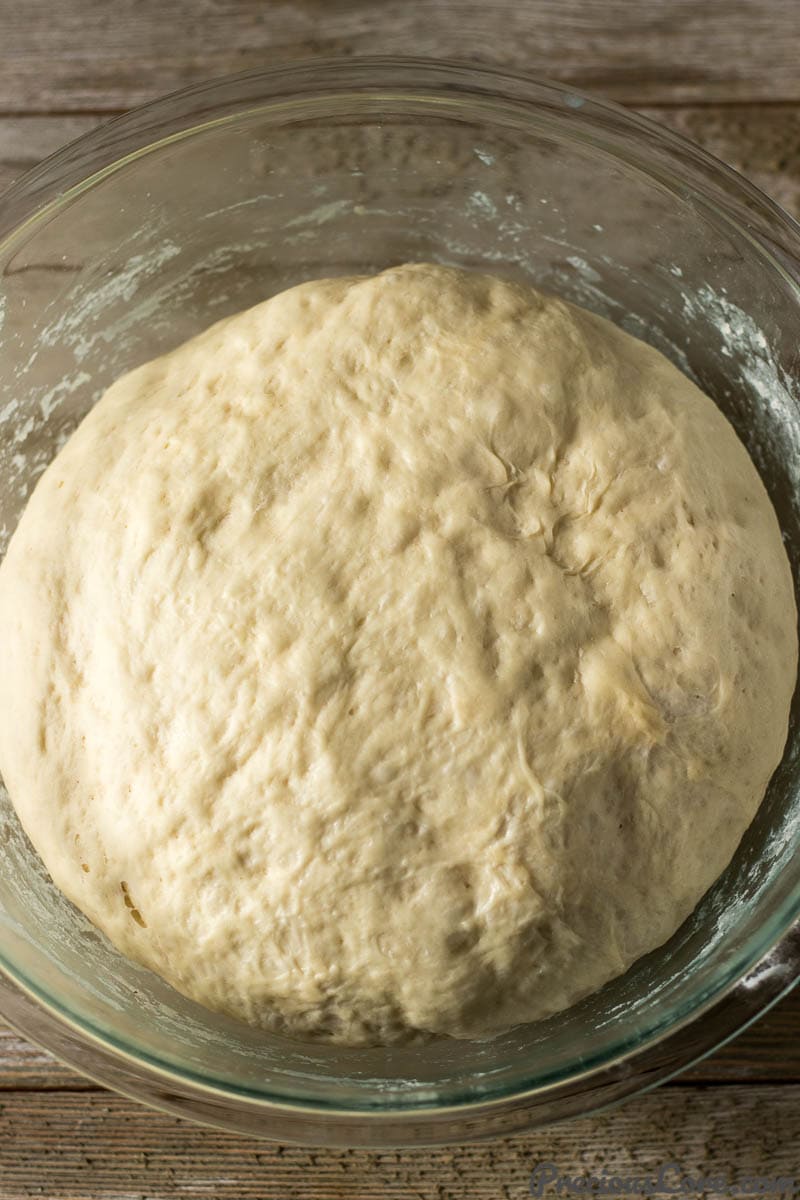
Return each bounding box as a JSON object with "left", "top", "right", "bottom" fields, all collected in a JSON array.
[
  {"left": 0, "top": 1085, "right": 797, "bottom": 1197},
  {"left": 644, "top": 104, "right": 800, "bottom": 219},
  {"left": 2, "top": 105, "right": 799, "bottom": 220},
  {"left": 0, "top": 1024, "right": 94, "bottom": 1091},
  {"left": 0, "top": 984, "right": 798, "bottom": 1091},
  {"left": 1, "top": 0, "right": 799, "bottom": 113},
  {"left": 0, "top": 3, "right": 797, "bottom": 1189},
  {"left": 0, "top": 101, "right": 798, "bottom": 1095},
  {"left": 680, "top": 984, "right": 800, "bottom": 1082},
  {"left": 0, "top": 114, "right": 102, "bottom": 195}
]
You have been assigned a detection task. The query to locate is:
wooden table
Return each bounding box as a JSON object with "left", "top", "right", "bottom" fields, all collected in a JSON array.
[{"left": 0, "top": 2, "right": 798, "bottom": 1195}]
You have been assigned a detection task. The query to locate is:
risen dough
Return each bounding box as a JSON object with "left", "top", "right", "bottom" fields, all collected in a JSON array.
[{"left": 0, "top": 264, "right": 795, "bottom": 1044}]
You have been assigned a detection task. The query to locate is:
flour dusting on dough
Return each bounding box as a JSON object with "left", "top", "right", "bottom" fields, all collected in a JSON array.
[{"left": 0, "top": 265, "right": 795, "bottom": 1045}]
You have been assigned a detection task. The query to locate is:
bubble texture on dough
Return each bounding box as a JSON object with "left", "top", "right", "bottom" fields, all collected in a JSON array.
[{"left": 0, "top": 264, "right": 795, "bottom": 1044}]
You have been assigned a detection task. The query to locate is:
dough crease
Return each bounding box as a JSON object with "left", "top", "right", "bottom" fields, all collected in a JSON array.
[{"left": 0, "top": 264, "right": 795, "bottom": 1044}]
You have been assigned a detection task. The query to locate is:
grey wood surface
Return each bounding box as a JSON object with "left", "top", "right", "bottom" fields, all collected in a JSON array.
[
  {"left": 1, "top": 0, "right": 799, "bottom": 110},
  {"left": 0, "top": 1086, "right": 798, "bottom": 1199},
  {"left": 0, "top": 1, "right": 799, "bottom": 1194}
]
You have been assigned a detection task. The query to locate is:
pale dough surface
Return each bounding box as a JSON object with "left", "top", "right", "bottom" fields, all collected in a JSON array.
[{"left": 0, "top": 264, "right": 796, "bottom": 1044}]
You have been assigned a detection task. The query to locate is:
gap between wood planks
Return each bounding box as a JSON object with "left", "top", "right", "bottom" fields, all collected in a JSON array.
[{"left": 2, "top": 98, "right": 800, "bottom": 119}]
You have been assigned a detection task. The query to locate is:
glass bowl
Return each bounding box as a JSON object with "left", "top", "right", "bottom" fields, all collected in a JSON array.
[{"left": 0, "top": 57, "right": 798, "bottom": 1147}]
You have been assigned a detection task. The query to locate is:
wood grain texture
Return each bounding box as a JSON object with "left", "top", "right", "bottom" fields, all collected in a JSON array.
[
  {"left": 0, "top": 114, "right": 102, "bottom": 194},
  {"left": 0, "top": 1025, "right": 93, "bottom": 1091},
  {"left": 644, "top": 104, "right": 800, "bottom": 219},
  {"left": 1, "top": 0, "right": 800, "bottom": 1179},
  {"left": 0, "top": 1086, "right": 797, "bottom": 1198},
  {"left": 1, "top": 0, "right": 799, "bottom": 113}
]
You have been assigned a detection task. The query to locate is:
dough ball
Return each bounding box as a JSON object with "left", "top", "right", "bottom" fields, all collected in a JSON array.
[{"left": 0, "top": 264, "right": 795, "bottom": 1044}]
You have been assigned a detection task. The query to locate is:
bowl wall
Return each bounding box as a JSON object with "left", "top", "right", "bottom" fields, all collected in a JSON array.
[{"left": 0, "top": 60, "right": 798, "bottom": 1135}]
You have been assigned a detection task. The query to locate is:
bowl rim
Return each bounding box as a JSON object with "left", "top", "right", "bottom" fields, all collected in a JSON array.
[
  {"left": 2, "top": 55, "right": 800, "bottom": 253},
  {"left": 0, "top": 948, "right": 797, "bottom": 1144},
  {"left": 0, "top": 54, "right": 799, "bottom": 1141}
]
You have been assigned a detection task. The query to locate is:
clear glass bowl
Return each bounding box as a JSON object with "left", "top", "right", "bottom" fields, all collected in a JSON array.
[{"left": 0, "top": 58, "right": 798, "bottom": 1146}]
